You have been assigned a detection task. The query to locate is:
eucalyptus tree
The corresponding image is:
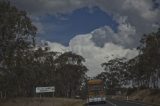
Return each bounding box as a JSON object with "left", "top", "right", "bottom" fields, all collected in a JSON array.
[
  {"left": 137, "top": 28, "right": 160, "bottom": 88},
  {"left": 55, "top": 52, "right": 88, "bottom": 97},
  {"left": 0, "top": 1, "right": 36, "bottom": 97},
  {"left": 101, "top": 57, "right": 127, "bottom": 91}
]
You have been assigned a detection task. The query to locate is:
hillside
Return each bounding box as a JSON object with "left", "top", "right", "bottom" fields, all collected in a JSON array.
[{"left": 129, "top": 89, "right": 160, "bottom": 105}]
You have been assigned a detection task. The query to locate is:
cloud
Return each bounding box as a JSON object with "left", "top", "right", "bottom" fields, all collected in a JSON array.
[
  {"left": 47, "top": 42, "right": 69, "bottom": 53},
  {"left": 9, "top": 0, "right": 92, "bottom": 15},
  {"left": 48, "top": 28, "right": 138, "bottom": 77},
  {"left": 10, "top": 0, "right": 160, "bottom": 48},
  {"left": 69, "top": 33, "right": 138, "bottom": 76},
  {"left": 91, "top": 0, "right": 160, "bottom": 47},
  {"left": 91, "top": 17, "right": 136, "bottom": 48}
]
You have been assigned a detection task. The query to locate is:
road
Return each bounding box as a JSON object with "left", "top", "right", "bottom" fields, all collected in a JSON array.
[{"left": 88, "top": 99, "right": 152, "bottom": 106}]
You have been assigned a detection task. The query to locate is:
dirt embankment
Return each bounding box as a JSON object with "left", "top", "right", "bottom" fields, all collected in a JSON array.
[
  {"left": 0, "top": 97, "right": 84, "bottom": 106},
  {"left": 112, "top": 89, "right": 160, "bottom": 105},
  {"left": 129, "top": 89, "right": 160, "bottom": 105}
]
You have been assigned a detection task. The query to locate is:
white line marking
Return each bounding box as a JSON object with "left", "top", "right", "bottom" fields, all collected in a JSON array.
[{"left": 106, "top": 99, "right": 117, "bottom": 106}]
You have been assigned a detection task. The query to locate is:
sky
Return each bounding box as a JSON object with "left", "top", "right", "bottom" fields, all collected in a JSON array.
[{"left": 9, "top": 0, "right": 160, "bottom": 76}]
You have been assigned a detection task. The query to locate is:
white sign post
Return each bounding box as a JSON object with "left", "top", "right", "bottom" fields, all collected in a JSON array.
[{"left": 36, "top": 86, "right": 55, "bottom": 97}]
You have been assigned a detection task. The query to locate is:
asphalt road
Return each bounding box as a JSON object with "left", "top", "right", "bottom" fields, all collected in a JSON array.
[{"left": 88, "top": 99, "right": 152, "bottom": 106}]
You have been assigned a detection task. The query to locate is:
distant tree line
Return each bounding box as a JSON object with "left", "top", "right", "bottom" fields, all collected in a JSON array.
[
  {"left": 96, "top": 28, "right": 160, "bottom": 92},
  {"left": 0, "top": 1, "right": 88, "bottom": 98}
]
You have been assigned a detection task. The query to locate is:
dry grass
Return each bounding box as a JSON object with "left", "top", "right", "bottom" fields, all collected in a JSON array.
[
  {"left": 0, "top": 97, "right": 84, "bottom": 106},
  {"left": 129, "top": 89, "right": 160, "bottom": 105},
  {"left": 112, "top": 89, "right": 160, "bottom": 106}
]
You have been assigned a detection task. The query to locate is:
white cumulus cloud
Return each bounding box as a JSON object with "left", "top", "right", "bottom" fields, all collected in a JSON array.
[
  {"left": 91, "top": 17, "right": 136, "bottom": 48},
  {"left": 48, "top": 28, "right": 138, "bottom": 77}
]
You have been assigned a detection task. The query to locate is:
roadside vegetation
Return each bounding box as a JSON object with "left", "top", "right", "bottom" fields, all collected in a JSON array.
[
  {"left": 96, "top": 28, "right": 160, "bottom": 90},
  {"left": 95, "top": 26, "right": 160, "bottom": 104},
  {"left": 0, "top": 1, "right": 88, "bottom": 98}
]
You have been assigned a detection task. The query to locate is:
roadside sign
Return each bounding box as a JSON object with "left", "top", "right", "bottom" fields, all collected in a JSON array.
[{"left": 36, "top": 86, "right": 55, "bottom": 93}]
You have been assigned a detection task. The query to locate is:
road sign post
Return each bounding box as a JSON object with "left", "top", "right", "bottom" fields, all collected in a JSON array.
[
  {"left": 36, "top": 86, "right": 55, "bottom": 97},
  {"left": 0, "top": 91, "right": 2, "bottom": 99}
]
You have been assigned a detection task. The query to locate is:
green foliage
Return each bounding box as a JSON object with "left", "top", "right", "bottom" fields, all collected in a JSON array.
[
  {"left": 0, "top": 0, "right": 37, "bottom": 97},
  {"left": 98, "top": 28, "right": 160, "bottom": 91},
  {"left": 54, "top": 52, "right": 88, "bottom": 97},
  {"left": 136, "top": 28, "right": 160, "bottom": 88},
  {"left": 99, "top": 57, "right": 127, "bottom": 93},
  {"left": 0, "top": 1, "right": 88, "bottom": 98}
]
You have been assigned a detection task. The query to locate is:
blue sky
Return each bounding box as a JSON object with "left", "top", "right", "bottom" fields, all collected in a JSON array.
[{"left": 38, "top": 7, "right": 118, "bottom": 46}]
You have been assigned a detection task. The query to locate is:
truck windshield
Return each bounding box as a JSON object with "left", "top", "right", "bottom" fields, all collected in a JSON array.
[{"left": 89, "top": 85, "right": 102, "bottom": 91}]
